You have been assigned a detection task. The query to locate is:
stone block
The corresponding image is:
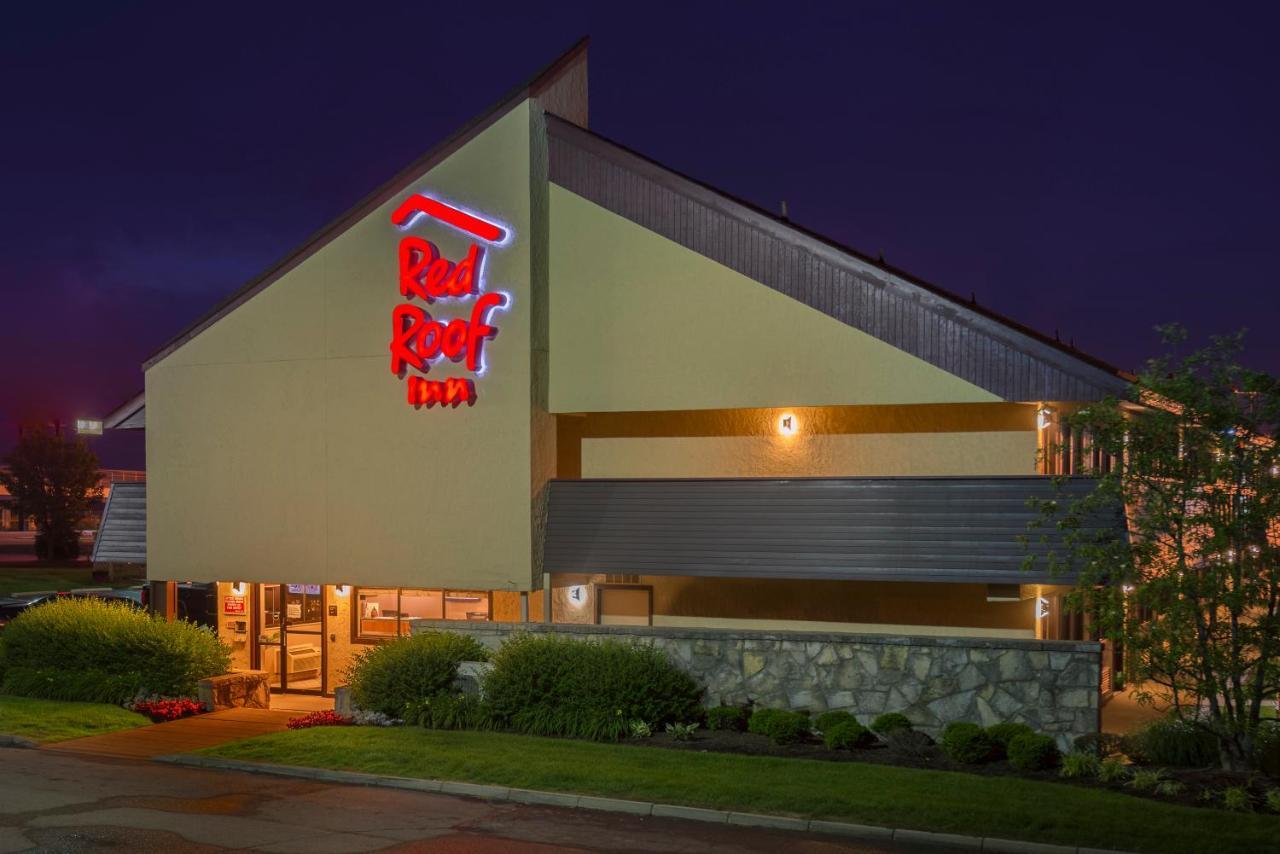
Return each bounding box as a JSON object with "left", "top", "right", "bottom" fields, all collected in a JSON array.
[{"left": 198, "top": 671, "right": 270, "bottom": 711}]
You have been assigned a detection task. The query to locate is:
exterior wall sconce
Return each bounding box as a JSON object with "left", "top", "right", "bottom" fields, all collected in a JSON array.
[
  {"left": 231, "top": 582, "right": 247, "bottom": 595},
  {"left": 1037, "top": 406, "right": 1054, "bottom": 431},
  {"left": 567, "top": 584, "right": 588, "bottom": 608},
  {"left": 1035, "top": 596, "right": 1050, "bottom": 619},
  {"left": 334, "top": 585, "right": 350, "bottom": 596},
  {"left": 777, "top": 413, "right": 799, "bottom": 436}
]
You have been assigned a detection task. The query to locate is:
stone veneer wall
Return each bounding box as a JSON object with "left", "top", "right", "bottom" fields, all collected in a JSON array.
[{"left": 410, "top": 620, "right": 1101, "bottom": 746}]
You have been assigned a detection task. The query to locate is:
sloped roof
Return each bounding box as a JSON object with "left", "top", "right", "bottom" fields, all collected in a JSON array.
[
  {"left": 545, "top": 476, "right": 1119, "bottom": 584},
  {"left": 546, "top": 116, "right": 1131, "bottom": 402},
  {"left": 92, "top": 481, "right": 146, "bottom": 565}
]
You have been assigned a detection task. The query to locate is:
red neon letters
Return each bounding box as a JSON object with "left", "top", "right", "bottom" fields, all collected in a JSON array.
[{"left": 388, "top": 193, "right": 508, "bottom": 409}]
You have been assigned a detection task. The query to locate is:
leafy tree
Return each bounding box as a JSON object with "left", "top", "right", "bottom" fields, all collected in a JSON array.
[
  {"left": 0, "top": 426, "right": 101, "bottom": 561},
  {"left": 1027, "top": 327, "right": 1280, "bottom": 771}
]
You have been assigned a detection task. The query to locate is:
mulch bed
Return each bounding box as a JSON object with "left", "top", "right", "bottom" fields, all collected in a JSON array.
[{"left": 626, "top": 728, "right": 1276, "bottom": 812}]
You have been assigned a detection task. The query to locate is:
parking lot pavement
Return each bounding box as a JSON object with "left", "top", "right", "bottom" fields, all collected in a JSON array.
[{"left": 0, "top": 748, "right": 955, "bottom": 853}]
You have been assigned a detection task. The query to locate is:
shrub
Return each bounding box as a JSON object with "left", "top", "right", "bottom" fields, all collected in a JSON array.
[
  {"left": 1265, "top": 788, "right": 1280, "bottom": 814},
  {"left": 1097, "top": 758, "right": 1130, "bottom": 783},
  {"left": 287, "top": 710, "right": 352, "bottom": 729},
  {"left": 1253, "top": 721, "right": 1280, "bottom": 775},
  {"left": 941, "top": 722, "right": 996, "bottom": 764},
  {"left": 1154, "top": 779, "right": 1186, "bottom": 798},
  {"left": 882, "top": 727, "right": 935, "bottom": 757},
  {"left": 1126, "top": 768, "right": 1168, "bottom": 791},
  {"left": 748, "top": 708, "right": 811, "bottom": 745},
  {"left": 824, "top": 719, "right": 872, "bottom": 750},
  {"left": 870, "top": 712, "right": 913, "bottom": 736},
  {"left": 405, "top": 692, "right": 490, "bottom": 730},
  {"left": 1059, "top": 751, "right": 1101, "bottom": 778},
  {"left": 1221, "top": 786, "right": 1253, "bottom": 812},
  {"left": 350, "top": 710, "right": 400, "bottom": 727},
  {"left": 0, "top": 598, "right": 229, "bottom": 703},
  {"left": 345, "top": 631, "right": 488, "bottom": 717},
  {"left": 666, "top": 722, "right": 699, "bottom": 741},
  {"left": 629, "top": 720, "right": 652, "bottom": 739},
  {"left": 1007, "top": 733, "right": 1061, "bottom": 771},
  {"left": 484, "top": 634, "right": 703, "bottom": 741},
  {"left": 985, "top": 722, "right": 1035, "bottom": 758},
  {"left": 706, "top": 705, "right": 748, "bottom": 731},
  {"left": 814, "top": 710, "right": 856, "bottom": 734},
  {"left": 1123, "top": 716, "right": 1219, "bottom": 768}
]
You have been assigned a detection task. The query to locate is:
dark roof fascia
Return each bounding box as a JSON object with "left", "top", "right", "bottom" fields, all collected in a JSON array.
[
  {"left": 142, "top": 37, "right": 590, "bottom": 372},
  {"left": 545, "top": 115, "right": 1132, "bottom": 396},
  {"left": 102, "top": 391, "right": 146, "bottom": 430}
]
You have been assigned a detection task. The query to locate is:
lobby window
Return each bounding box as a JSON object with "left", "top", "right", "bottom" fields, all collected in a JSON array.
[{"left": 353, "top": 587, "right": 490, "bottom": 642}]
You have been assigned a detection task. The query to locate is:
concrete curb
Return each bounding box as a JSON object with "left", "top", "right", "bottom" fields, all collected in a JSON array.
[
  {"left": 156, "top": 754, "right": 1134, "bottom": 854},
  {"left": 0, "top": 733, "right": 39, "bottom": 749}
]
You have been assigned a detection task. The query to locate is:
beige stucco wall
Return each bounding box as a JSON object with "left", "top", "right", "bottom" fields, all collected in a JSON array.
[
  {"left": 548, "top": 186, "right": 1001, "bottom": 413},
  {"left": 581, "top": 430, "right": 1037, "bottom": 478},
  {"left": 147, "top": 103, "right": 536, "bottom": 588}
]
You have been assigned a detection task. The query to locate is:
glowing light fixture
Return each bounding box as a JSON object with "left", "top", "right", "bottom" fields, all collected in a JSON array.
[
  {"left": 777, "top": 413, "right": 799, "bottom": 436},
  {"left": 1037, "top": 406, "right": 1053, "bottom": 430},
  {"left": 75, "top": 418, "right": 103, "bottom": 436},
  {"left": 566, "top": 585, "right": 588, "bottom": 608},
  {"left": 334, "top": 585, "right": 350, "bottom": 596},
  {"left": 1035, "top": 596, "right": 1050, "bottom": 619},
  {"left": 230, "top": 582, "right": 247, "bottom": 595}
]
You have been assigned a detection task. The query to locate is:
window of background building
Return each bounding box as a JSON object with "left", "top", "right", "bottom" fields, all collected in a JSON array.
[{"left": 353, "top": 588, "right": 490, "bottom": 642}]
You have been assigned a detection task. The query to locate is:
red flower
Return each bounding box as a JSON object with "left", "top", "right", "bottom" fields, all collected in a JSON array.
[
  {"left": 287, "top": 710, "right": 353, "bottom": 729},
  {"left": 133, "top": 697, "right": 205, "bottom": 723}
]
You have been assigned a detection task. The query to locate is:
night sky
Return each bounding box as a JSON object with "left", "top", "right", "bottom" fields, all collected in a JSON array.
[{"left": 3, "top": 2, "right": 1277, "bottom": 469}]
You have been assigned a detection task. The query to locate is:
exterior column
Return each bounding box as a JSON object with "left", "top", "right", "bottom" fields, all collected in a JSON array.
[{"left": 149, "top": 580, "right": 176, "bottom": 621}]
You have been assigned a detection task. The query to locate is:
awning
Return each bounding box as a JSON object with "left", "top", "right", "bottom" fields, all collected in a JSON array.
[{"left": 543, "top": 476, "right": 1120, "bottom": 584}]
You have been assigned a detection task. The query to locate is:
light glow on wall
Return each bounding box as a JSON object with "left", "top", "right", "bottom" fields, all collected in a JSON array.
[{"left": 777, "top": 413, "right": 799, "bottom": 436}]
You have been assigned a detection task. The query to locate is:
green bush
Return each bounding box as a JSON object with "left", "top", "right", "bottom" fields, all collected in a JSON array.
[
  {"left": 1007, "top": 732, "right": 1061, "bottom": 771},
  {"left": 941, "top": 722, "right": 996, "bottom": 764},
  {"left": 824, "top": 719, "right": 872, "bottom": 750},
  {"left": 814, "top": 710, "right": 856, "bottom": 733},
  {"left": 345, "top": 631, "right": 489, "bottom": 717},
  {"left": 1221, "top": 786, "right": 1253, "bottom": 812},
  {"left": 1097, "top": 758, "right": 1130, "bottom": 783},
  {"left": 1253, "top": 721, "right": 1280, "bottom": 776},
  {"left": 404, "top": 691, "right": 490, "bottom": 730},
  {"left": 0, "top": 598, "right": 228, "bottom": 703},
  {"left": 484, "top": 634, "right": 703, "bottom": 741},
  {"left": 1124, "top": 717, "right": 1219, "bottom": 768},
  {"left": 870, "top": 712, "right": 912, "bottom": 735},
  {"left": 706, "top": 705, "right": 748, "bottom": 731},
  {"left": 748, "top": 708, "right": 811, "bottom": 745},
  {"left": 1059, "top": 751, "right": 1101, "bottom": 778},
  {"left": 985, "top": 722, "right": 1035, "bottom": 758}
]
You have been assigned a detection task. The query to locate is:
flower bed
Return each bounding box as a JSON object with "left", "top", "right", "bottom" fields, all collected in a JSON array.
[
  {"left": 287, "top": 710, "right": 353, "bottom": 729},
  {"left": 128, "top": 696, "right": 206, "bottom": 722}
]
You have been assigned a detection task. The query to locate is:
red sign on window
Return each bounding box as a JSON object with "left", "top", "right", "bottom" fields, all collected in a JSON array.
[{"left": 389, "top": 194, "right": 511, "bottom": 409}]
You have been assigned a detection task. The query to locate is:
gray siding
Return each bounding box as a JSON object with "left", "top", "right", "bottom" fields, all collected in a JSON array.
[
  {"left": 544, "top": 476, "right": 1117, "bottom": 584},
  {"left": 92, "top": 481, "right": 146, "bottom": 565},
  {"left": 547, "top": 116, "right": 1129, "bottom": 403}
]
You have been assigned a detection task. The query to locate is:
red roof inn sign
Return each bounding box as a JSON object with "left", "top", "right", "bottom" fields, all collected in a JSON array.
[{"left": 389, "top": 193, "right": 512, "bottom": 409}]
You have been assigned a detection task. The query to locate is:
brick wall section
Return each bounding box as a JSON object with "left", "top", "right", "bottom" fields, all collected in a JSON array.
[{"left": 410, "top": 620, "right": 1101, "bottom": 747}]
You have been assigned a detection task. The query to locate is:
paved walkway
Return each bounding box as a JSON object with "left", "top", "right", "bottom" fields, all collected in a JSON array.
[
  {"left": 0, "top": 749, "right": 944, "bottom": 853},
  {"left": 44, "top": 707, "right": 294, "bottom": 759}
]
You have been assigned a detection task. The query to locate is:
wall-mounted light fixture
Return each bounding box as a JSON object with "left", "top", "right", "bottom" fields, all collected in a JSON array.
[
  {"left": 777, "top": 412, "right": 799, "bottom": 436},
  {"left": 334, "top": 585, "right": 350, "bottom": 596},
  {"left": 1036, "top": 406, "right": 1054, "bottom": 431},
  {"left": 231, "top": 582, "right": 247, "bottom": 596},
  {"left": 75, "top": 418, "right": 103, "bottom": 436},
  {"left": 1035, "top": 596, "right": 1050, "bottom": 619},
  {"left": 566, "top": 585, "right": 588, "bottom": 608}
]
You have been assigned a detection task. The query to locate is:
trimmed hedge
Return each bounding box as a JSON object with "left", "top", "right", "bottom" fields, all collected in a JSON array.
[
  {"left": 870, "top": 712, "right": 913, "bottom": 735},
  {"left": 706, "top": 705, "right": 748, "bottom": 731},
  {"left": 986, "top": 722, "right": 1036, "bottom": 758},
  {"left": 748, "top": 708, "right": 811, "bottom": 745},
  {"left": 0, "top": 598, "right": 229, "bottom": 703},
  {"left": 345, "top": 631, "right": 489, "bottom": 717},
  {"left": 814, "top": 710, "right": 856, "bottom": 734},
  {"left": 484, "top": 634, "right": 703, "bottom": 741},
  {"left": 824, "top": 719, "right": 873, "bottom": 750},
  {"left": 1008, "top": 732, "right": 1062, "bottom": 771},
  {"left": 942, "top": 722, "right": 997, "bottom": 764}
]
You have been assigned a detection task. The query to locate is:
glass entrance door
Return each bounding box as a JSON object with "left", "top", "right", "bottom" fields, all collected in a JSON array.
[
  {"left": 256, "top": 584, "right": 284, "bottom": 690},
  {"left": 254, "top": 584, "right": 326, "bottom": 694},
  {"left": 281, "top": 584, "right": 325, "bottom": 693}
]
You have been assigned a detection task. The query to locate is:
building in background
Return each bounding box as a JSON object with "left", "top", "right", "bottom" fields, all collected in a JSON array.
[{"left": 99, "top": 43, "right": 1123, "bottom": 738}]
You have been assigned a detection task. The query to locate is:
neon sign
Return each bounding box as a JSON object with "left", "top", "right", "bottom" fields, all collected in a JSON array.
[{"left": 389, "top": 193, "right": 511, "bottom": 408}]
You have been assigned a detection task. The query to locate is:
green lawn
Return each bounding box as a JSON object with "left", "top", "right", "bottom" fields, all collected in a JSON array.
[
  {"left": 203, "top": 728, "right": 1279, "bottom": 854},
  {"left": 0, "top": 569, "right": 138, "bottom": 597},
  {"left": 0, "top": 694, "right": 151, "bottom": 743}
]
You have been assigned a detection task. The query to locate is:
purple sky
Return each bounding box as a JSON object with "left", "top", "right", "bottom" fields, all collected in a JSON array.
[{"left": 3, "top": 2, "right": 1277, "bottom": 469}]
